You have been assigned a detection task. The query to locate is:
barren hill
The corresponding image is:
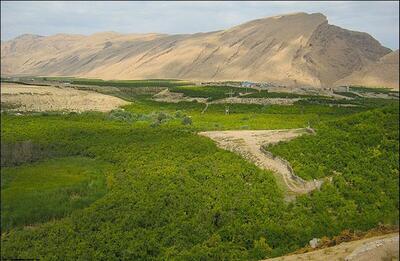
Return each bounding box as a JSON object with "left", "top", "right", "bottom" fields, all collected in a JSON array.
[
  {"left": 335, "top": 50, "right": 399, "bottom": 90},
  {"left": 1, "top": 12, "right": 394, "bottom": 88}
]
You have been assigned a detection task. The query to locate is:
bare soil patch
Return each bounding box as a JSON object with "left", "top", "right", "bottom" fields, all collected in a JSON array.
[
  {"left": 1, "top": 83, "right": 129, "bottom": 112},
  {"left": 265, "top": 233, "right": 399, "bottom": 261}
]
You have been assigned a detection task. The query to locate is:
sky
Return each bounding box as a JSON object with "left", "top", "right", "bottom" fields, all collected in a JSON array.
[{"left": 1, "top": 1, "right": 399, "bottom": 50}]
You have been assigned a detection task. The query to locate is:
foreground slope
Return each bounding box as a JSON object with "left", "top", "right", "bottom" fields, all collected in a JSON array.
[
  {"left": 335, "top": 50, "right": 399, "bottom": 90},
  {"left": 1, "top": 12, "right": 392, "bottom": 88}
]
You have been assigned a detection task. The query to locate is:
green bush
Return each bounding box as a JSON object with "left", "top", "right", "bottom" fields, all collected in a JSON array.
[
  {"left": 157, "top": 112, "right": 168, "bottom": 123},
  {"left": 175, "top": 110, "right": 183, "bottom": 118},
  {"left": 181, "top": 116, "right": 192, "bottom": 125},
  {"left": 107, "top": 109, "right": 137, "bottom": 123}
]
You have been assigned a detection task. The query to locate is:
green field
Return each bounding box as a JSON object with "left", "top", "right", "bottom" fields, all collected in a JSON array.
[
  {"left": 1, "top": 157, "right": 113, "bottom": 231},
  {"left": 349, "top": 86, "right": 397, "bottom": 94},
  {"left": 243, "top": 90, "right": 324, "bottom": 99},
  {"left": 10, "top": 76, "right": 193, "bottom": 87},
  {"left": 169, "top": 85, "right": 252, "bottom": 101},
  {"left": 0, "top": 79, "right": 399, "bottom": 260}
]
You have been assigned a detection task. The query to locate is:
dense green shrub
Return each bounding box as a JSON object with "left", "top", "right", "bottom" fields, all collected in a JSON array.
[
  {"left": 244, "top": 91, "right": 325, "bottom": 99},
  {"left": 181, "top": 116, "right": 192, "bottom": 126},
  {"left": 169, "top": 86, "right": 251, "bottom": 101},
  {"left": 269, "top": 105, "right": 399, "bottom": 180},
  {"left": 0, "top": 100, "right": 398, "bottom": 260},
  {"left": 107, "top": 109, "right": 137, "bottom": 123},
  {"left": 157, "top": 112, "right": 168, "bottom": 123}
]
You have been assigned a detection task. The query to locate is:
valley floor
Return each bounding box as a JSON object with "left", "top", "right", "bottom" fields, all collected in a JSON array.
[{"left": 1, "top": 78, "right": 398, "bottom": 260}]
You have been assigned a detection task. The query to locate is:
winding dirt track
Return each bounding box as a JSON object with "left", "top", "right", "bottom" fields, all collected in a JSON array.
[{"left": 199, "top": 129, "right": 324, "bottom": 196}]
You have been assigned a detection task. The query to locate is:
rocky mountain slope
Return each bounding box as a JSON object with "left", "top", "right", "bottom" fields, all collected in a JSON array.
[
  {"left": 1, "top": 12, "right": 396, "bottom": 88},
  {"left": 335, "top": 50, "right": 399, "bottom": 90}
]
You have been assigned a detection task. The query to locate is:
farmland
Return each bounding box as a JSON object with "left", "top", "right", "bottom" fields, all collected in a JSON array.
[{"left": 0, "top": 78, "right": 399, "bottom": 260}]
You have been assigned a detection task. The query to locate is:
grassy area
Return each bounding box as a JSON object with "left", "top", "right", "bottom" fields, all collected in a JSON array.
[
  {"left": 1, "top": 77, "right": 193, "bottom": 88},
  {"left": 1, "top": 156, "right": 112, "bottom": 231},
  {"left": 297, "top": 96, "right": 398, "bottom": 108},
  {"left": 49, "top": 77, "right": 193, "bottom": 88},
  {"left": 169, "top": 85, "right": 253, "bottom": 101},
  {"left": 244, "top": 90, "right": 325, "bottom": 99},
  {"left": 349, "top": 86, "right": 398, "bottom": 94},
  {"left": 333, "top": 91, "right": 361, "bottom": 98},
  {"left": 122, "top": 99, "right": 371, "bottom": 130}
]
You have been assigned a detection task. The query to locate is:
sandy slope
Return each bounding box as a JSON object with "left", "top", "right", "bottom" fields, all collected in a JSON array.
[
  {"left": 0, "top": 83, "right": 129, "bottom": 112},
  {"left": 1, "top": 12, "right": 392, "bottom": 88},
  {"left": 265, "top": 233, "right": 399, "bottom": 261},
  {"left": 335, "top": 50, "right": 399, "bottom": 90}
]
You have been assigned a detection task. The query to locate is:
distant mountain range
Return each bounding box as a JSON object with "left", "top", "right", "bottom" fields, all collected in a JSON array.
[{"left": 1, "top": 12, "right": 398, "bottom": 89}]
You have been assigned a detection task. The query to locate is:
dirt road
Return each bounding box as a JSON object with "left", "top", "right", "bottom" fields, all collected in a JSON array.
[
  {"left": 1, "top": 83, "right": 129, "bottom": 112},
  {"left": 199, "top": 129, "right": 323, "bottom": 196}
]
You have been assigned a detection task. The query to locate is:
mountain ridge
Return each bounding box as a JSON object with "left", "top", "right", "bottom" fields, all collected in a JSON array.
[{"left": 2, "top": 12, "right": 397, "bottom": 89}]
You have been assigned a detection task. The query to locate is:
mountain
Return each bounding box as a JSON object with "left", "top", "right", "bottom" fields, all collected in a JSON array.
[
  {"left": 334, "top": 50, "right": 399, "bottom": 90},
  {"left": 1, "top": 12, "right": 395, "bottom": 88}
]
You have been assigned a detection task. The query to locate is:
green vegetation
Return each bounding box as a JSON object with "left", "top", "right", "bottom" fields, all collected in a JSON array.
[
  {"left": 333, "top": 91, "right": 361, "bottom": 98},
  {"left": 269, "top": 105, "right": 399, "bottom": 180},
  {"left": 349, "top": 86, "right": 398, "bottom": 94},
  {"left": 69, "top": 79, "right": 192, "bottom": 88},
  {"left": 123, "top": 99, "right": 373, "bottom": 130},
  {"left": 244, "top": 90, "right": 324, "bottom": 99},
  {"left": 297, "top": 96, "right": 398, "bottom": 108},
  {"left": 0, "top": 80, "right": 398, "bottom": 260},
  {"left": 169, "top": 85, "right": 252, "bottom": 101},
  {"left": 1, "top": 77, "right": 194, "bottom": 102},
  {"left": 37, "top": 77, "right": 194, "bottom": 88},
  {"left": 1, "top": 156, "right": 112, "bottom": 231}
]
